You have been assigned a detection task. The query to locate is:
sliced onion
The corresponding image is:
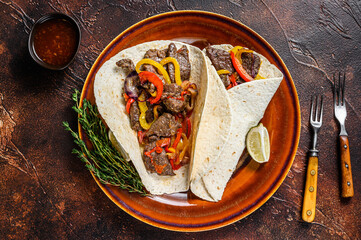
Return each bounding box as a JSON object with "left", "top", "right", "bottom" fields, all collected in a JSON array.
[
  {"left": 185, "top": 88, "right": 197, "bottom": 111},
  {"left": 124, "top": 71, "right": 140, "bottom": 99}
]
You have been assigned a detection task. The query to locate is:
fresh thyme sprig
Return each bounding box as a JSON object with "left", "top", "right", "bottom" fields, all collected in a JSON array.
[{"left": 63, "top": 89, "right": 147, "bottom": 196}]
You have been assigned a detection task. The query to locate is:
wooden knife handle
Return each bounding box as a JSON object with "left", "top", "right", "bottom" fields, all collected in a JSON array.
[
  {"left": 302, "top": 156, "right": 318, "bottom": 222},
  {"left": 340, "top": 136, "right": 354, "bottom": 198}
]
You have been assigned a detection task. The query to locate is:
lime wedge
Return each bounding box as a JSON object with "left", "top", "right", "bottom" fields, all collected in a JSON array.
[{"left": 246, "top": 123, "right": 270, "bottom": 163}]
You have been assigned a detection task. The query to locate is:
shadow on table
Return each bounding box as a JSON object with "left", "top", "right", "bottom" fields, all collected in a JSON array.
[{"left": 9, "top": 44, "right": 66, "bottom": 94}]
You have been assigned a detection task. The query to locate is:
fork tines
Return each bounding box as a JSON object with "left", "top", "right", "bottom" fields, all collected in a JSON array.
[
  {"left": 310, "top": 95, "right": 324, "bottom": 124},
  {"left": 334, "top": 72, "right": 345, "bottom": 106}
]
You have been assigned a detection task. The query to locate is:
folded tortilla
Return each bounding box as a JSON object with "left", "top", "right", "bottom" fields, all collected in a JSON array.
[
  {"left": 190, "top": 44, "right": 283, "bottom": 201},
  {"left": 94, "top": 40, "right": 210, "bottom": 195}
]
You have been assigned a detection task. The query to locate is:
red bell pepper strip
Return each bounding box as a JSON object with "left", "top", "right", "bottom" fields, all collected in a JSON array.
[
  {"left": 123, "top": 93, "right": 129, "bottom": 101},
  {"left": 126, "top": 98, "right": 135, "bottom": 114},
  {"left": 172, "top": 128, "right": 183, "bottom": 148},
  {"left": 182, "top": 117, "right": 191, "bottom": 138},
  {"left": 137, "top": 131, "right": 147, "bottom": 144},
  {"left": 156, "top": 138, "right": 171, "bottom": 148},
  {"left": 155, "top": 146, "right": 163, "bottom": 154},
  {"left": 186, "top": 109, "right": 193, "bottom": 118},
  {"left": 230, "top": 74, "right": 238, "bottom": 87},
  {"left": 230, "top": 51, "right": 253, "bottom": 82},
  {"left": 138, "top": 71, "right": 163, "bottom": 104},
  {"left": 170, "top": 158, "right": 181, "bottom": 170}
]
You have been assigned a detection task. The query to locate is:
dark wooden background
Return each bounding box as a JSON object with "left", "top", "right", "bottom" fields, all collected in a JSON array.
[{"left": 0, "top": 0, "right": 360, "bottom": 239}]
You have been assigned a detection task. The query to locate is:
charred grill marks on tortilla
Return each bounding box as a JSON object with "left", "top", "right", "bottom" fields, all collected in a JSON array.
[{"left": 118, "top": 43, "right": 196, "bottom": 176}]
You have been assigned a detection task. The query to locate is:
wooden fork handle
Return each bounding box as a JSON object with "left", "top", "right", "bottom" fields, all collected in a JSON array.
[
  {"left": 340, "top": 136, "right": 354, "bottom": 198},
  {"left": 302, "top": 156, "right": 318, "bottom": 222}
]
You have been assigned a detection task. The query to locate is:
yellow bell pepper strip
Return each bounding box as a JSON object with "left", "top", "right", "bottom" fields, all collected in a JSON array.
[
  {"left": 138, "top": 92, "right": 160, "bottom": 130},
  {"left": 139, "top": 103, "right": 160, "bottom": 130},
  {"left": 126, "top": 98, "right": 135, "bottom": 114},
  {"left": 176, "top": 133, "right": 189, "bottom": 165},
  {"left": 138, "top": 101, "right": 151, "bottom": 130},
  {"left": 153, "top": 105, "right": 160, "bottom": 119},
  {"left": 165, "top": 146, "right": 176, "bottom": 153},
  {"left": 159, "top": 57, "right": 182, "bottom": 86},
  {"left": 230, "top": 46, "right": 243, "bottom": 56},
  {"left": 230, "top": 46, "right": 253, "bottom": 60},
  {"left": 149, "top": 90, "right": 157, "bottom": 97},
  {"left": 135, "top": 59, "right": 171, "bottom": 84},
  {"left": 138, "top": 71, "right": 163, "bottom": 104},
  {"left": 254, "top": 73, "right": 265, "bottom": 80},
  {"left": 230, "top": 51, "right": 254, "bottom": 82},
  {"left": 217, "top": 69, "right": 230, "bottom": 75}
]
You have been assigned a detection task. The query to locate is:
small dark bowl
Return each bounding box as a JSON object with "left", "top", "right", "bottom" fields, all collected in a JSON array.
[{"left": 28, "top": 13, "right": 81, "bottom": 70}]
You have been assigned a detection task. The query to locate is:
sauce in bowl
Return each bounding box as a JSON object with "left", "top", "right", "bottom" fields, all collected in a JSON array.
[{"left": 29, "top": 13, "right": 81, "bottom": 70}]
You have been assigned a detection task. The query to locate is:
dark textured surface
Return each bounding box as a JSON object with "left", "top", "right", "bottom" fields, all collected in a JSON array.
[{"left": 0, "top": 0, "right": 360, "bottom": 239}]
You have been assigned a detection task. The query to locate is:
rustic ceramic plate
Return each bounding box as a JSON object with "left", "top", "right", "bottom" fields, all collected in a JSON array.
[{"left": 79, "top": 10, "right": 300, "bottom": 232}]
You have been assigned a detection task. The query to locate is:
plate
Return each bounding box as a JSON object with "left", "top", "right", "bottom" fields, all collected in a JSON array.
[{"left": 79, "top": 10, "right": 300, "bottom": 232}]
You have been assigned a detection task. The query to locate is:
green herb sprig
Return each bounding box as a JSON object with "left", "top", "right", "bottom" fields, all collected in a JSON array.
[{"left": 63, "top": 90, "right": 147, "bottom": 196}]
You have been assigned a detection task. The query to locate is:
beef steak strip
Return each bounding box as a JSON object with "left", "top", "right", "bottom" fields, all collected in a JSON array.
[
  {"left": 144, "top": 49, "right": 167, "bottom": 62},
  {"left": 145, "top": 102, "right": 154, "bottom": 123},
  {"left": 143, "top": 49, "right": 166, "bottom": 74},
  {"left": 176, "top": 45, "right": 191, "bottom": 81},
  {"left": 116, "top": 58, "right": 135, "bottom": 74},
  {"left": 142, "top": 49, "right": 167, "bottom": 90},
  {"left": 160, "top": 83, "right": 189, "bottom": 113},
  {"left": 129, "top": 101, "right": 142, "bottom": 131},
  {"left": 145, "top": 113, "right": 181, "bottom": 140},
  {"left": 167, "top": 43, "right": 191, "bottom": 83},
  {"left": 161, "top": 83, "right": 183, "bottom": 99},
  {"left": 241, "top": 52, "right": 261, "bottom": 78},
  {"left": 163, "top": 95, "right": 189, "bottom": 113},
  {"left": 143, "top": 141, "right": 174, "bottom": 176},
  {"left": 205, "top": 46, "right": 235, "bottom": 87}
]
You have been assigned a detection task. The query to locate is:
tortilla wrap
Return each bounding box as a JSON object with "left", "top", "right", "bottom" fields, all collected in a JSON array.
[
  {"left": 94, "top": 40, "right": 211, "bottom": 195},
  {"left": 190, "top": 44, "right": 283, "bottom": 201},
  {"left": 189, "top": 56, "right": 233, "bottom": 201}
]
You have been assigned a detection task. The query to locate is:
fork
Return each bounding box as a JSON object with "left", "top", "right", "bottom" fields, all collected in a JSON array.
[
  {"left": 302, "top": 95, "right": 323, "bottom": 222},
  {"left": 334, "top": 73, "right": 354, "bottom": 198}
]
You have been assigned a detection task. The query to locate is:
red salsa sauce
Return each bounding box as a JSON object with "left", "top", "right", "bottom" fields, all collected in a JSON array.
[{"left": 33, "top": 18, "right": 78, "bottom": 67}]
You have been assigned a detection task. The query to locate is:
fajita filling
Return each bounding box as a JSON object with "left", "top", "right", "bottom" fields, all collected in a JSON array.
[{"left": 117, "top": 43, "right": 198, "bottom": 176}]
